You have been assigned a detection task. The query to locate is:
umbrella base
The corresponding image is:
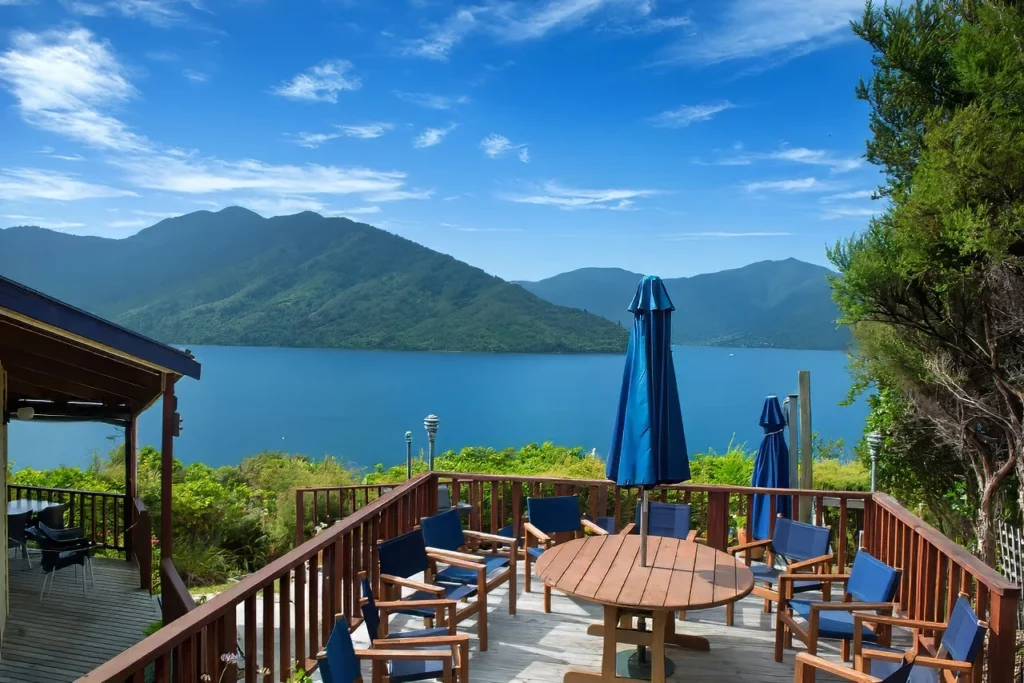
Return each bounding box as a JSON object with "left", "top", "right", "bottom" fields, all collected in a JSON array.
[{"left": 615, "top": 649, "right": 674, "bottom": 680}]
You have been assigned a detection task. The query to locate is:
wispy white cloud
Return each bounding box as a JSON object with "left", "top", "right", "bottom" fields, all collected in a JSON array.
[
  {"left": 413, "top": 124, "right": 458, "bottom": 148},
  {"left": 480, "top": 133, "right": 529, "bottom": 161},
  {"left": 290, "top": 131, "right": 342, "bottom": 149},
  {"left": 271, "top": 60, "right": 361, "bottom": 103},
  {"left": 132, "top": 209, "right": 180, "bottom": 219},
  {"left": 822, "top": 206, "right": 882, "bottom": 219},
  {"left": 743, "top": 177, "right": 823, "bottom": 193},
  {"left": 704, "top": 145, "right": 862, "bottom": 173},
  {"left": 441, "top": 221, "right": 522, "bottom": 233},
  {"left": 109, "top": 0, "right": 200, "bottom": 28},
  {"left": 364, "top": 189, "right": 433, "bottom": 202},
  {"left": 822, "top": 189, "right": 874, "bottom": 201},
  {"left": 0, "top": 28, "right": 150, "bottom": 152},
  {"left": 402, "top": 7, "right": 480, "bottom": 61},
  {"left": 33, "top": 147, "right": 86, "bottom": 161},
  {"left": 650, "top": 101, "right": 734, "bottom": 128},
  {"left": 238, "top": 195, "right": 327, "bottom": 216},
  {"left": 60, "top": 0, "right": 107, "bottom": 15},
  {"left": 107, "top": 218, "right": 149, "bottom": 228},
  {"left": 145, "top": 50, "right": 178, "bottom": 61},
  {"left": 0, "top": 167, "right": 137, "bottom": 201},
  {"left": 395, "top": 91, "right": 469, "bottom": 110},
  {"left": 664, "top": 231, "right": 793, "bottom": 240},
  {"left": 658, "top": 0, "right": 864, "bottom": 66},
  {"left": 3, "top": 214, "right": 88, "bottom": 230},
  {"left": 608, "top": 14, "right": 691, "bottom": 35},
  {"left": 337, "top": 122, "right": 395, "bottom": 139},
  {"left": 182, "top": 69, "right": 208, "bottom": 83},
  {"left": 330, "top": 206, "right": 381, "bottom": 216},
  {"left": 502, "top": 181, "right": 658, "bottom": 210}
]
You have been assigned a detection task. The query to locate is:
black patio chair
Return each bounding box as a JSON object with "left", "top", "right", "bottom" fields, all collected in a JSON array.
[
  {"left": 7, "top": 510, "right": 33, "bottom": 568},
  {"left": 26, "top": 503, "right": 68, "bottom": 546},
  {"left": 37, "top": 522, "right": 93, "bottom": 599}
]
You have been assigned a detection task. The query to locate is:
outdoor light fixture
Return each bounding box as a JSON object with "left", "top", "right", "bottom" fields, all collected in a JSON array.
[
  {"left": 424, "top": 414, "right": 439, "bottom": 471},
  {"left": 15, "top": 407, "right": 34, "bottom": 420}
]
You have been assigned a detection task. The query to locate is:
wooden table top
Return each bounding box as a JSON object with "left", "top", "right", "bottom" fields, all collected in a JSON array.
[{"left": 534, "top": 534, "right": 754, "bottom": 611}]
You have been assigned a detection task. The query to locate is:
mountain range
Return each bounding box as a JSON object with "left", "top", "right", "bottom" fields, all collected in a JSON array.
[
  {"left": 0, "top": 208, "right": 627, "bottom": 354},
  {"left": 517, "top": 259, "right": 849, "bottom": 351},
  {"left": 0, "top": 208, "right": 848, "bottom": 353}
]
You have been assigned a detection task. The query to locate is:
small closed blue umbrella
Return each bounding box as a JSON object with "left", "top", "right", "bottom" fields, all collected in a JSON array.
[
  {"left": 751, "top": 396, "right": 792, "bottom": 539},
  {"left": 607, "top": 275, "right": 689, "bottom": 567}
]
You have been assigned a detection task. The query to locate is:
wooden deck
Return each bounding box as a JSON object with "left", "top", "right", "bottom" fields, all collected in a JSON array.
[
  {"left": 307, "top": 563, "right": 884, "bottom": 683},
  {"left": 0, "top": 556, "right": 157, "bottom": 683}
]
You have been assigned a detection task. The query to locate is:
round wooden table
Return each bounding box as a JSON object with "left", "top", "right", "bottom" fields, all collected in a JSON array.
[{"left": 534, "top": 534, "right": 754, "bottom": 683}]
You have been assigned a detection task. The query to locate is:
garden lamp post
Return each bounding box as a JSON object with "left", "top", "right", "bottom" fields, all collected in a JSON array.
[
  {"left": 424, "top": 414, "right": 439, "bottom": 471},
  {"left": 867, "top": 431, "right": 883, "bottom": 492},
  {"left": 405, "top": 431, "right": 413, "bottom": 480}
]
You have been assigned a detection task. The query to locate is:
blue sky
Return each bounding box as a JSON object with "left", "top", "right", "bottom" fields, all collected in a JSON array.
[{"left": 0, "top": 0, "right": 881, "bottom": 281}]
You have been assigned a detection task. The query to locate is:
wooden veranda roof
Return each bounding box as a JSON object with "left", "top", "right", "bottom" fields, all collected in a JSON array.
[{"left": 0, "top": 275, "right": 201, "bottom": 424}]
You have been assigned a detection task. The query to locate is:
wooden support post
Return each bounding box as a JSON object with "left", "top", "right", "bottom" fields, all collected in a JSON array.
[
  {"left": 786, "top": 393, "right": 799, "bottom": 518},
  {"left": 706, "top": 491, "right": 730, "bottom": 551},
  {"left": 124, "top": 413, "right": 138, "bottom": 562},
  {"left": 798, "top": 371, "right": 813, "bottom": 523},
  {"left": 160, "top": 375, "right": 176, "bottom": 561}
]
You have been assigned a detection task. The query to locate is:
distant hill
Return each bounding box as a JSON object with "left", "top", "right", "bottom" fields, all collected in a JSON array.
[
  {"left": 517, "top": 259, "right": 850, "bottom": 351},
  {"left": 0, "top": 208, "right": 627, "bottom": 354}
]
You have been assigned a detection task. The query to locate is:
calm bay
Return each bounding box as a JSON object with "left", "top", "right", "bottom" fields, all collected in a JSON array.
[{"left": 8, "top": 345, "right": 868, "bottom": 472}]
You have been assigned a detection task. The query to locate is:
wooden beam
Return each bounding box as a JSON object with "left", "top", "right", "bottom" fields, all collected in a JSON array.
[
  {"left": 125, "top": 414, "right": 138, "bottom": 562},
  {"left": 0, "top": 345, "right": 156, "bottom": 400},
  {"left": 10, "top": 399, "right": 130, "bottom": 423},
  {"left": 6, "top": 364, "right": 124, "bottom": 403},
  {"left": 0, "top": 319, "right": 161, "bottom": 387},
  {"left": 160, "top": 375, "right": 176, "bottom": 562},
  {"left": 798, "top": 370, "right": 813, "bottom": 523}
]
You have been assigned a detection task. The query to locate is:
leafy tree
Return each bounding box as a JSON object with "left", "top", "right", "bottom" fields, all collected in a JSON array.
[{"left": 831, "top": 0, "right": 1024, "bottom": 562}]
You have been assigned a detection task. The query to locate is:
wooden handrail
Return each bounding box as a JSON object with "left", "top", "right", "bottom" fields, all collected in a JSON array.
[
  {"left": 161, "top": 558, "right": 195, "bottom": 624},
  {"left": 6, "top": 484, "right": 127, "bottom": 553},
  {"left": 77, "top": 471, "right": 437, "bottom": 682},
  {"left": 873, "top": 493, "right": 1018, "bottom": 596},
  {"left": 132, "top": 497, "right": 153, "bottom": 592}
]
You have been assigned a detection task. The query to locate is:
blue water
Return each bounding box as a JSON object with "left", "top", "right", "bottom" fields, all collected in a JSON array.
[{"left": 6, "top": 345, "right": 868, "bottom": 472}]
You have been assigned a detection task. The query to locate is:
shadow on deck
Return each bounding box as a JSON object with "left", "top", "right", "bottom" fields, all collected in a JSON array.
[{"left": 0, "top": 556, "right": 158, "bottom": 683}]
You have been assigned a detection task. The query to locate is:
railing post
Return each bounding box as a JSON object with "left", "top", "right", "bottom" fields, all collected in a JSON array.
[
  {"left": 706, "top": 490, "right": 730, "bottom": 550},
  {"left": 296, "top": 489, "right": 305, "bottom": 548},
  {"left": 986, "top": 591, "right": 1018, "bottom": 682}
]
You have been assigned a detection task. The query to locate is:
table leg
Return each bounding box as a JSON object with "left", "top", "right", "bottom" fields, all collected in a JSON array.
[
  {"left": 587, "top": 614, "right": 710, "bottom": 653},
  {"left": 650, "top": 612, "right": 667, "bottom": 683},
  {"left": 565, "top": 605, "right": 621, "bottom": 683}
]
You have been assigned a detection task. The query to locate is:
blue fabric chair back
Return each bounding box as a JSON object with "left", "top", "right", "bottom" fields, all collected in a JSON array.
[
  {"left": 940, "top": 596, "right": 987, "bottom": 663},
  {"left": 318, "top": 619, "right": 360, "bottom": 683},
  {"left": 633, "top": 501, "right": 692, "bottom": 540},
  {"left": 421, "top": 509, "right": 466, "bottom": 553},
  {"left": 378, "top": 529, "right": 430, "bottom": 578},
  {"left": 881, "top": 659, "right": 916, "bottom": 683},
  {"left": 772, "top": 518, "right": 831, "bottom": 562},
  {"left": 527, "top": 496, "right": 583, "bottom": 535},
  {"left": 846, "top": 551, "right": 901, "bottom": 603},
  {"left": 360, "top": 578, "right": 380, "bottom": 640}
]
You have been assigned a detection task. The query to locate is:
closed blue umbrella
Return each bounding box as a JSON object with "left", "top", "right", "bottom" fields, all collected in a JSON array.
[
  {"left": 751, "top": 396, "right": 792, "bottom": 539},
  {"left": 607, "top": 275, "right": 689, "bottom": 567}
]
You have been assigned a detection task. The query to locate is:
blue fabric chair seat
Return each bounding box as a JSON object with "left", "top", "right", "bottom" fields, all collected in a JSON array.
[
  {"left": 789, "top": 600, "right": 878, "bottom": 641},
  {"left": 527, "top": 546, "right": 545, "bottom": 560},
  {"left": 399, "top": 584, "right": 477, "bottom": 617},
  {"left": 435, "top": 554, "right": 509, "bottom": 584},
  {"left": 750, "top": 564, "right": 822, "bottom": 593},
  {"left": 388, "top": 651, "right": 451, "bottom": 683},
  {"left": 864, "top": 649, "right": 939, "bottom": 683}
]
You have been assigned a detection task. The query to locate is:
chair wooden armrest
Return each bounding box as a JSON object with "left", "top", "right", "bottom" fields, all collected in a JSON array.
[
  {"left": 780, "top": 573, "right": 850, "bottom": 589},
  {"left": 356, "top": 648, "right": 453, "bottom": 661},
  {"left": 462, "top": 530, "right": 515, "bottom": 546},
  {"left": 787, "top": 553, "right": 834, "bottom": 572},
  {"left": 810, "top": 602, "right": 898, "bottom": 614},
  {"left": 619, "top": 522, "right": 636, "bottom": 535},
  {"left": 795, "top": 653, "right": 884, "bottom": 682},
  {"left": 912, "top": 655, "right": 973, "bottom": 674},
  {"left": 685, "top": 529, "right": 698, "bottom": 542},
  {"left": 727, "top": 538, "right": 772, "bottom": 555},
  {"left": 426, "top": 547, "right": 486, "bottom": 563},
  {"left": 367, "top": 599, "right": 457, "bottom": 610},
  {"left": 581, "top": 519, "right": 610, "bottom": 535},
  {"left": 852, "top": 613, "right": 947, "bottom": 633},
  {"left": 379, "top": 574, "right": 445, "bottom": 595},
  {"left": 523, "top": 522, "right": 552, "bottom": 545},
  {"left": 374, "top": 635, "right": 469, "bottom": 649},
  {"left": 427, "top": 554, "right": 487, "bottom": 572}
]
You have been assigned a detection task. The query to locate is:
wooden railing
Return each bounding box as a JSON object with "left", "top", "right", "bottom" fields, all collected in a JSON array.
[
  {"left": 7, "top": 484, "right": 127, "bottom": 553},
  {"left": 132, "top": 497, "right": 153, "bottom": 592},
  {"left": 79, "top": 473, "right": 1020, "bottom": 682},
  {"left": 77, "top": 473, "right": 438, "bottom": 683},
  {"left": 866, "top": 493, "right": 1019, "bottom": 682},
  {"left": 161, "top": 558, "right": 197, "bottom": 624}
]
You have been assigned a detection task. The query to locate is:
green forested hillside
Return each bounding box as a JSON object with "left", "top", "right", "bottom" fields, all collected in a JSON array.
[
  {"left": 0, "top": 208, "right": 627, "bottom": 353},
  {"left": 517, "top": 259, "right": 850, "bottom": 351}
]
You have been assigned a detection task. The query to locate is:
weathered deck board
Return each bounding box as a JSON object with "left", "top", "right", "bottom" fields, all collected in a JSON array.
[{"left": 0, "top": 556, "right": 157, "bottom": 683}]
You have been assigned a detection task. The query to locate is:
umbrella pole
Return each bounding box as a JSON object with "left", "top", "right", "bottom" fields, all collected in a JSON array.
[{"left": 640, "top": 489, "right": 649, "bottom": 567}]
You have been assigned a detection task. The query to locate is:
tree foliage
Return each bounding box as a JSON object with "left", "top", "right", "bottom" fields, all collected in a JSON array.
[{"left": 832, "top": 0, "right": 1024, "bottom": 563}]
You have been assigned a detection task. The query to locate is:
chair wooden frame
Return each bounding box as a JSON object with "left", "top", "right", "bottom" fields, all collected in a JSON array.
[
  {"left": 794, "top": 652, "right": 916, "bottom": 683},
  {"left": 523, "top": 516, "right": 608, "bottom": 613},
  {"left": 852, "top": 592, "right": 988, "bottom": 683},
  {"left": 316, "top": 629, "right": 469, "bottom": 683},
  {"left": 726, "top": 516, "right": 834, "bottom": 626},
  {"left": 775, "top": 571, "right": 899, "bottom": 682}
]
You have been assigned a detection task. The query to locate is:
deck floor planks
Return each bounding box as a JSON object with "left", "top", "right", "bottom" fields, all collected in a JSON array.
[{"left": 0, "top": 556, "right": 157, "bottom": 683}]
